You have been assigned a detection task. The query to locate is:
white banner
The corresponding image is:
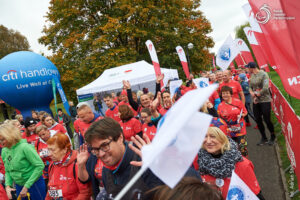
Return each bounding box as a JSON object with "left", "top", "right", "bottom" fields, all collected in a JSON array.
[{"left": 169, "top": 80, "right": 183, "bottom": 98}]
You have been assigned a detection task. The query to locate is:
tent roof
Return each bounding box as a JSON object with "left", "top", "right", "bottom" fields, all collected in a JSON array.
[{"left": 76, "top": 60, "right": 178, "bottom": 96}]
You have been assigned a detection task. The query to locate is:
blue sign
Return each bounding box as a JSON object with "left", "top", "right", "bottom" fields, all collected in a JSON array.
[
  {"left": 0, "top": 51, "right": 60, "bottom": 118},
  {"left": 227, "top": 186, "right": 245, "bottom": 200},
  {"left": 219, "top": 45, "right": 231, "bottom": 61},
  {"left": 199, "top": 81, "right": 208, "bottom": 88}
]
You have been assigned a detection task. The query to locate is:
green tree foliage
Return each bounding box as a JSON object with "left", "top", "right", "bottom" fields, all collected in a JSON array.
[
  {"left": 39, "top": 0, "right": 214, "bottom": 101},
  {"left": 0, "top": 25, "right": 30, "bottom": 59},
  {"left": 235, "top": 22, "right": 258, "bottom": 64}
]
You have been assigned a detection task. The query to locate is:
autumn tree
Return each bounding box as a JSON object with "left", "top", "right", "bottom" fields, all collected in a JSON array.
[
  {"left": 39, "top": 0, "right": 214, "bottom": 101},
  {"left": 0, "top": 25, "right": 30, "bottom": 59}
]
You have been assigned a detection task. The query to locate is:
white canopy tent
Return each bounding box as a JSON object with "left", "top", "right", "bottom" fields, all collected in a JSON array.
[{"left": 76, "top": 60, "right": 179, "bottom": 96}]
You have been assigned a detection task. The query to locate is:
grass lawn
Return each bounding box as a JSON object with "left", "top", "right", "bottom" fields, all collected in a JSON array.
[{"left": 268, "top": 70, "right": 300, "bottom": 199}]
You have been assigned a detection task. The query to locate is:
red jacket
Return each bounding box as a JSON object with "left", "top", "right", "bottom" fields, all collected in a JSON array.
[
  {"left": 49, "top": 123, "right": 67, "bottom": 134},
  {"left": 46, "top": 151, "right": 91, "bottom": 200},
  {"left": 35, "top": 139, "right": 52, "bottom": 180},
  {"left": 142, "top": 123, "right": 157, "bottom": 141},
  {"left": 105, "top": 105, "right": 121, "bottom": 122},
  {"left": 0, "top": 184, "right": 8, "bottom": 200},
  {"left": 217, "top": 98, "right": 247, "bottom": 137},
  {"left": 201, "top": 157, "right": 261, "bottom": 199},
  {"left": 120, "top": 118, "right": 142, "bottom": 141},
  {"left": 21, "top": 132, "right": 39, "bottom": 146}
]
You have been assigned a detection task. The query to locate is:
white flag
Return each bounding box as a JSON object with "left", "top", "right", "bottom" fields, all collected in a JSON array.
[
  {"left": 242, "top": 3, "right": 263, "bottom": 33},
  {"left": 234, "top": 39, "right": 250, "bottom": 52},
  {"left": 169, "top": 79, "right": 183, "bottom": 98},
  {"left": 216, "top": 35, "right": 240, "bottom": 71},
  {"left": 193, "top": 78, "right": 209, "bottom": 89},
  {"left": 243, "top": 27, "right": 259, "bottom": 45},
  {"left": 142, "top": 84, "right": 217, "bottom": 188},
  {"left": 227, "top": 171, "right": 259, "bottom": 200}
]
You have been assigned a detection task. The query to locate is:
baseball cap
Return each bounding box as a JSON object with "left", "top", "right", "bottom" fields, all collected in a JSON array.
[{"left": 245, "top": 62, "right": 257, "bottom": 68}]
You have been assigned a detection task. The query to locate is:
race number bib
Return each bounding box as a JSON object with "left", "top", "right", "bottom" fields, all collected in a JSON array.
[
  {"left": 39, "top": 149, "right": 49, "bottom": 157},
  {"left": 48, "top": 189, "right": 63, "bottom": 198}
]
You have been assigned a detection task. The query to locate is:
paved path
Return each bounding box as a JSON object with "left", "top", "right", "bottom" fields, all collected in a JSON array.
[{"left": 246, "top": 120, "right": 286, "bottom": 200}]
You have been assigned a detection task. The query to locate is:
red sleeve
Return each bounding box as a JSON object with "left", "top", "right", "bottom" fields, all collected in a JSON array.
[
  {"left": 75, "top": 164, "right": 92, "bottom": 200},
  {"left": 0, "top": 156, "right": 5, "bottom": 175},
  {"left": 133, "top": 119, "right": 142, "bottom": 134},
  {"left": 59, "top": 124, "right": 67, "bottom": 133},
  {"left": 236, "top": 158, "right": 261, "bottom": 195},
  {"left": 236, "top": 81, "right": 242, "bottom": 93}
]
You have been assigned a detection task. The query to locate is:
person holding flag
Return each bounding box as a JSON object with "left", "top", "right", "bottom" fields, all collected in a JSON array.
[{"left": 198, "top": 127, "right": 264, "bottom": 199}]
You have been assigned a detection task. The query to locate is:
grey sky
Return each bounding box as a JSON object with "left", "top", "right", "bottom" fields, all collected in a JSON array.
[{"left": 0, "top": 0, "right": 248, "bottom": 56}]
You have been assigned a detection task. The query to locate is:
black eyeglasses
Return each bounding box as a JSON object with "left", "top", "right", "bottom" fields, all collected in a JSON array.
[{"left": 90, "top": 140, "right": 113, "bottom": 155}]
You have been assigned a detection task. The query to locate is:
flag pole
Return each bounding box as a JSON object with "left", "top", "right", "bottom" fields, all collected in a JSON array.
[{"left": 114, "top": 166, "right": 148, "bottom": 200}]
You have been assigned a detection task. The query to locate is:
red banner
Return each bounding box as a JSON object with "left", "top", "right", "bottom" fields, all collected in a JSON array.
[
  {"left": 235, "top": 54, "right": 246, "bottom": 68},
  {"left": 270, "top": 81, "right": 300, "bottom": 189},
  {"left": 176, "top": 46, "right": 190, "bottom": 79},
  {"left": 249, "top": 0, "right": 300, "bottom": 99}
]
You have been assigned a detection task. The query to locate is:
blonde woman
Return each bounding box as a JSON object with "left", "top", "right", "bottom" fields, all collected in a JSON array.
[
  {"left": 198, "top": 127, "right": 264, "bottom": 200},
  {"left": 0, "top": 123, "right": 45, "bottom": 200}
]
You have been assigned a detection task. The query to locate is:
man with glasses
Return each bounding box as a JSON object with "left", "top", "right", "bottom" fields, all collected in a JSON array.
[{"left": 76, "top": 117, "right": 163, "bottom": 199}]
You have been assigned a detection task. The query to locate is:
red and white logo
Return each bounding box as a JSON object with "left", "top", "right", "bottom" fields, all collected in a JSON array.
[{"left": 255, "top": 4, "right": 271, "bottom": 24}]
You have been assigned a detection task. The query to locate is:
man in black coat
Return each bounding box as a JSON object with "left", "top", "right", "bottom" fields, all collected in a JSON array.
[{"left": 54, "top": 108, "right": 73, "bottom": 139}]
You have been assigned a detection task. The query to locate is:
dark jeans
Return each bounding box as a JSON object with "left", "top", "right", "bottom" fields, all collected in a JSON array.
[
  {"left": 253, "top": 102, "right": 275, "bottom": 140},
  {"left": 244, "top": 102, "right": 256, "bottom": 123}
]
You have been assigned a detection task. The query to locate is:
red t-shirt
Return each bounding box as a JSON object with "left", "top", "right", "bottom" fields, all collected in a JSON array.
[
  {"left": 218, "top": 80, "right": 242, "bottom": 100},
  {"left": 142, "top": 123, "right": 157, "bottom": 141},
  {"left": 120, "top": 118, "right": 142, "bottom": 141},
  {"left": 217, "top": 98, "right": 247, "bottom": 137},
  {"left": 201, "top": 158, "right": 261, "bottom": 199},
  {"left": 105, "top": 105, "right": 121, "bottom": 122},
  {"left": 209, "top": 90, "right": 220, "bottom": 105}
]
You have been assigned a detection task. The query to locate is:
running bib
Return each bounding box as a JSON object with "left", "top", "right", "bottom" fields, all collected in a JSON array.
[
  {"left": 39, "top": 149, "right": 49, "bottom": 157},
  {"left": 48, "top": 189, "right": 63, "bottom": 198}
]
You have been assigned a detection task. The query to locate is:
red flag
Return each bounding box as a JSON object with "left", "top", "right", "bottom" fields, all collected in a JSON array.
[
  {"left": 243, "top": 27, "right": 269, "bottom": 72},
  {"left": 234, "top": 38, "right": 254, "bottom": 64},
  {"left": 176, "top": 46, "right": 190, "bottom": 79},
  {"left": 280, "top": 1, "right": 300, "bottom": 69},
  {"left": 248, "top": 1, "right": 300, "bottom": 99},
  {"left": 212, "top": 55, "right": 216, "bottom": 71},
  {"left": 234, "top": 54, "right": 246, "bottom": 68},
  {"left": 242, "top": 4, "right": 276, "bottom": 68},
  {"left": 145, "top": 40, "right": 164, "bottom": 87}
]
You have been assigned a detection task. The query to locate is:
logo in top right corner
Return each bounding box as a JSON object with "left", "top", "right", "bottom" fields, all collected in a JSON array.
[{"left": 255, "top": 3, "right": 295, "bottom": 24}]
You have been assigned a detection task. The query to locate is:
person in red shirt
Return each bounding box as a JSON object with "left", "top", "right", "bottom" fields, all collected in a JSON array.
[
  {"left": 218, "top": 70, "right": 245, "bottom": 105},
  {"left": 22, "top": 117, "right": 39, "bottom": 146},
  {"left": 46, "top": 133, "right": 91, "bottom": 199},
  {"left": 158, "top": 91, "right": 173, "bottom": 115},
  {"left": 118, "top": 105, "right": 142, "bottom": 141},
  {"left": 140, "top": 108, "right": 157, "bottom": 141},
  {"left": 36, "top": 111, "right": 48, "bottom": 128},
  {"left": 77, "top": 104, "right": 103, "bottom": 146},
  {"left": 42, "top": 114, "right": 67, "bottom": 135},
  {"left": 218, "top": 86, "right": 248, "bottom": 156},
  {"left": 0, "top": 155, "right": 8, "bottom": 200},
  {"left": 118, "top": 89, "right": 138, "bottom": 116},
  {"left": 215, "top": 70, "right": 223, "bottom": 84},
  {"left": 198, "top": 127, "right": 264, "bottom": 200},
  {"left": 35, "top": 125, "right": 53, "bottom": 186},
  {"left": 103, "top": 93, "right": 121, "bottom": 122}
]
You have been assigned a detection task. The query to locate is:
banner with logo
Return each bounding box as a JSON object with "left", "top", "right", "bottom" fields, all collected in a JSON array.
[
  {"left": 53, "top": 76, "right": 71, "bottom": 116},
  {"left": 243, "top": 27, "right": 269, "bottom": 72},
  {"left": 176, "top": 46, "right": 190, "bottom": 79},
  {"left": 169, "top": 79, "right": 183, "bottom": 99},
  {"left": 145, "top": 40, "right": 163, "bottom": 87},
  {"left": 242, "top": 3, "right": 276, "bottom": 68},
  {"left": 234, "top": 38, "right": 254, "bottom": 64},
  {"left": 270, "top": 81, "right": 300, "bottom": 189},
  {"left": 245, "top": 2, "right": 300, "bottom": 99},
  {"left": 193, "top": 78, "right": 209, "bottom": 89},
  {"left": 216, "top": 35, "right": 240, "bottom": 71}
]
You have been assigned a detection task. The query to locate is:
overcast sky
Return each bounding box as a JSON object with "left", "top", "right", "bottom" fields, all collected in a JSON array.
[{"left": 0, "top": 0, "right": 248, "bottom": 56}]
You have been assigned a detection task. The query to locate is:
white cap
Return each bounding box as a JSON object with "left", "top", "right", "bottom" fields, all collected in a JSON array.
[{"left": 76, "top": 102, "right": 90, "bottom": 110}]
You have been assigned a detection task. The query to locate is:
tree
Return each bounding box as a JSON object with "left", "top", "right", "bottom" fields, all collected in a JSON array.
[
  {"left": 39, "top": 0, "right": 214, "bottom": 101},
  {"left": 0, "top": 25, "right": 30, "bottom": 59}
]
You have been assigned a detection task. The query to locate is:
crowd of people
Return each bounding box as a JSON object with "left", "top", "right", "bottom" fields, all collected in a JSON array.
[{"left": 0, "top": 61, "right": 274, "bottom": 199}]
